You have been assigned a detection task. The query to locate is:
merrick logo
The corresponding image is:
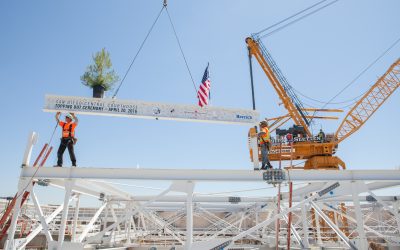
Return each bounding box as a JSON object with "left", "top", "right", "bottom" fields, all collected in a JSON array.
[{"left": 236, "top": 114, "right": 252, "bottom": 119}]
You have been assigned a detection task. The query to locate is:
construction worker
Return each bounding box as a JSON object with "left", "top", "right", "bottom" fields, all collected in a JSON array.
[
  {"left": 258, "top": 120, "right": 273, "bottom": 169},
  {"left": 317, "top": 128, "right": 326, "bottom": 143},
  {"left": 55, "top": 112, "right": 78, "bottom": 167}
]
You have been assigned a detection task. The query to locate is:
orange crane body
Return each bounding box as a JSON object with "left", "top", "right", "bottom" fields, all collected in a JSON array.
[{"left": 246, "top": 36, "right": 400, "bottom": 169}]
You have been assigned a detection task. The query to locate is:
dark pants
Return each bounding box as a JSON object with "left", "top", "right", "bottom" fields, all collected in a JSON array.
[{"left": 57, "top": 138, "right": 76, "bottom": 167}]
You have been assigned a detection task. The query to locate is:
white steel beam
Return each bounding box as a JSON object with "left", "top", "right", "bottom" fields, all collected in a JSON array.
[
  {"left": 300, "top": 203, "right": 310, "bottom": 248},
  {"left": 71, "top": 194, "right": 80, "bottom": 242},
  {"left": 139, "top": 208, "right": 185, "bottom": 245},
  {"left": 310, "top": 201, "right": 356, "bottom": 249},
  {"left": 320, "top": 203, "right": 400, "bottom": 244},
  {"left": 21, "top": 167, "right": 400, "bottom": 181},
  {"left": 395, "top": 201, "right": 400, "bottom": 234},
  {"left": 50, "top": 179, "right": 134, "bottom": 200},
  {"left": 16, "top": 195, "right": 77, "bottom": 249},
  {"left": 49, "top": 179, "right": 100, "bottom": 198},
  {"left": 5, "top": 178, "right": 32, "bottom": 250},
  {"left": 85, "top": 187, "right": 171, "bottom": 244},
  {"left": 125, "top": 202, "right": 132, "bottom": 244},
  {"left": 124, "top": 194, "right": 400, "bottom": 203},
  {"left": 351, "top": 182, "right": 369, "bottom": 249},
  {"left": 58, "top": 180, "right": 75, "bottom": 248},
  {"left": 5, "top": 132, "right": 37, "bottom": 250},
  {"left": 22, "top": 132, "right": 38, "bottom": 167},
  {"left": 282, "top": 213, "right": 302, "bottom": 247},
  {"left": 205, "top": 182, "right": 340, "bottom": 250},
  {"left": 30, "top": 190, "right": 53, "bottom": 242},
  {"left": 110, "top": 205, "right": 122, "bottom": 234},
  {"left": 314, "top": 209, "right": 323, "bottom": 246},
  {"left": 185, "top": 181, "right": 195, "bottom": 250},
  {"left": 43, "top": 94, "right": 259, "bottom": 125},
  {"left": 78, "top": 202, "right": 107, "bottom": 242}
]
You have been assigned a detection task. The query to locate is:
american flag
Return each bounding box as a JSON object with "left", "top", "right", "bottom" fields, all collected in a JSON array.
[{"left": 197, "top": 64, "right": 211, "bottom": 107}]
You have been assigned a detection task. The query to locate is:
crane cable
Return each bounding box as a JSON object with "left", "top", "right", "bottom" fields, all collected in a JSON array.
[
  {"left": 112, "top": 6, "right": 165, "bottom": 98},
  {"left": 255, "top": 0, "right": 333, "bottom": 36},
  {"left": 253, "top": 0, "right": 340, "bottom": 120},
  {"left": 165, "top": 7, "right": 198, "bottom": 95},
  {"left": 113, "top": 2, "right": 198, "bottom": 98},
  {"left": 299, "top": 94, "right": 361, "bottom": 110},
  {"left": 257, "top": 0, "right": 339, "bottom": 38},
  {"left": 308, "top": 36, "right": 400, "bottom": 126},
  {"left": 292, "top": 87, "right": 368, "bottom": 105}
]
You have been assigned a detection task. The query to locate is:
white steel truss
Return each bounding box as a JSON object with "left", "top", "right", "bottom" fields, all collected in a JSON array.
[{"left": 3, "top": 132, "right": 400, "bottom": 250}]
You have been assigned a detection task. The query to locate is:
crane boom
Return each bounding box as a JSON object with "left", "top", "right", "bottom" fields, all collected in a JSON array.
[
  {"left": 335, "top": 58, "right": 400, "bottom": 144},
  {"left": 246, "top": 36, "right": 312, "bottom": 136}
]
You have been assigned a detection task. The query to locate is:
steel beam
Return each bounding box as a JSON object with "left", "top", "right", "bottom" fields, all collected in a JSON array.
[
  {"left": 185, "top": 181, "right": 195, "bottom": 250},
  {"left": 58, "top": 180, "right": 74, "bottom": 248},
  {"left": 71, "top": 194, "right": 80, "bottom": 242},
  {"left": 21, "top": 167, "right": 400, "bottom": 181},
  {"left": 30, "top": 190, "right": 53, "bottom": 242},
  {"left": 311, "top": 201, "right": 356, "bottom": 249},
  {"left": 16, "top": 195, "right": 77, "bottom": 249},
  {"left": 43, "top": 94, "right": 259, "bottom": 125},
  {"left": 78, "top": 202, "right": 107, "bottom": 242},
  {"left": 21, "top": 132, "right": 37, "bottom": 167},
  {"left": 5, "top": 178, "right": 31, "bottom": 250},
  {"left": 127, "top": 194, "right": 400, "bottom": 203}
]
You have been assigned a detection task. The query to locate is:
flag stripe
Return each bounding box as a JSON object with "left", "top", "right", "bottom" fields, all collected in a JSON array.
[{"left": 197, "top": 66, "right": 211, "bottom": 107}]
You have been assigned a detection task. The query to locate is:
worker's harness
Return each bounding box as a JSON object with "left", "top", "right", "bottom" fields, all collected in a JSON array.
[
  {"left": 62, "top": 123, "right": 78, "bottom": 145},
  {"left": 259, "top": 127, "right": 271, "bottom": 150}
]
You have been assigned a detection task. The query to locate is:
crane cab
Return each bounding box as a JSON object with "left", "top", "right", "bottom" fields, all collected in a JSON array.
[{"left": 248, "top": 126, "right": 345, "bottom": 170}]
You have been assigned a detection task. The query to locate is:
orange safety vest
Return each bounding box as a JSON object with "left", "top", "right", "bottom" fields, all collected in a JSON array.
[
  {"left": 59, "top": 122, "right": 77, "bottom": 138},
  {"left": 259, "top": 127, "right": 270, "bottom": 144}
]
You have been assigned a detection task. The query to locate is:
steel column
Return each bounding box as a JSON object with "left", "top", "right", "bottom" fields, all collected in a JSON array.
[
  {"left": 71, "top": 194, "right": 80, "bottom": 242},
  {"left": 57, "top": 180, "right": 74, "bottom": 249},
  {"left": 185, "top": 181, "right": 195, "bottom": 250},
  {"left": 5, "top": 178, "right": 31, "bottom": 250},
  {"left": 301, "top": 203, "right": 310, "bottom": 248},
  {"left": 351, "top": 182, "right": 368, "bottom": 249}
]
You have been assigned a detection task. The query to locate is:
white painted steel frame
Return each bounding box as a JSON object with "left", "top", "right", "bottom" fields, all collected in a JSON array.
[
  {"left": 5, "top": 132, "right": 400, "bottom": 250},
  {"left": 20, "top": 166, "right": 400, "bottom": 182}
]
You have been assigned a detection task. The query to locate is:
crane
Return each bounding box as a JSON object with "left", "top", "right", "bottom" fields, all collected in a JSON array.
[{"left": 246, "top": 36, "right": 400, "bottom": 170}]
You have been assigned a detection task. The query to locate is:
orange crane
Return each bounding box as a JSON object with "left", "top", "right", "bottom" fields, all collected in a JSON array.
[{"left": 246, "top": 36, "right": 400, "bottom": 170}]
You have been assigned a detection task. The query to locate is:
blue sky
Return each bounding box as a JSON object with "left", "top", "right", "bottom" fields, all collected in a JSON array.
[{"left": 1, "top": 0, "right": 399, "bottom": 204}]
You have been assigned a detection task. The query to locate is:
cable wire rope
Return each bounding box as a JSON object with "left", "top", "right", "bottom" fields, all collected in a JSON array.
[{"left": 113, "top": 6, "right": 165, "bottom": 98}]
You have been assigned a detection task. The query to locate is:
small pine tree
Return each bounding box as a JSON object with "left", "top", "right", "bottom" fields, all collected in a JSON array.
[{"left": 81, "top": 48, "right": 119, "bottom": 91}]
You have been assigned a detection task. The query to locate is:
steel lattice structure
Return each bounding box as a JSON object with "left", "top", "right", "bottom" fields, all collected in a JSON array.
[{"left": 2, "top": 132, "right": 400, "bottom": 250}]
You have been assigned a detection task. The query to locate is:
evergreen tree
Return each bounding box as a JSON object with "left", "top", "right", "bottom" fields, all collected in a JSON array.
[{"left": 81, "top": 48, "right": 119, "bottom": 91}]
